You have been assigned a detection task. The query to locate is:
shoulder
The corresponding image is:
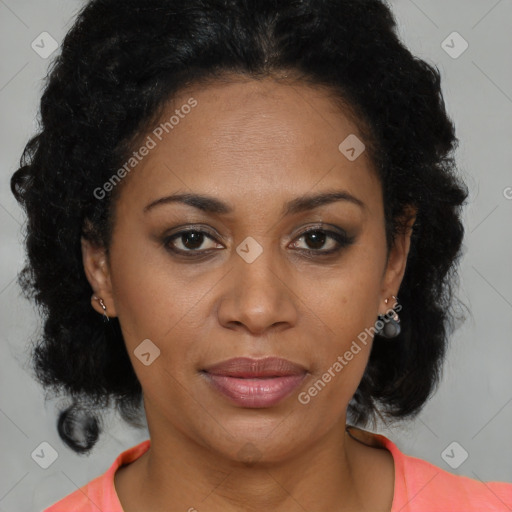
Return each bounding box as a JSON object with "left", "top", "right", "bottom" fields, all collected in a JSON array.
[
  {"left": 381, "top": 433, "right": 512, "bottom": 512},
  {"left": 347, "top": 426, "right": 512, "bottom": 512},
  {"left": 42, "top": 439, "right": 150, "bottom": 512}
]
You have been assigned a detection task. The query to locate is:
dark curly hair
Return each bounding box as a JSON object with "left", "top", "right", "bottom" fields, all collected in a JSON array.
[{"left": 10, "top": 0, "right": 469, "bottom": 454}]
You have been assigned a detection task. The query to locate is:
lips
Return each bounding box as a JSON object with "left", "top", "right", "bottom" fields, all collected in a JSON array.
[
  {"left": 202, "top": 357, "right": 307, "bottom": 408},
  {"left": 204, "top": 356, "right": 306, "bottom": 378}
]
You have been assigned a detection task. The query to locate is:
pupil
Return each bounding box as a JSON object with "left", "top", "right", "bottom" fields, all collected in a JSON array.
[
  {"left": 183, "top": 232, "right": 204, "bottom": 249},
  {"left": 306, "top": 231, "right": 325, "bottom": 249}
]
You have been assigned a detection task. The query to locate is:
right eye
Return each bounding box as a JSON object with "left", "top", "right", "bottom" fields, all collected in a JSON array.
[{"left": 164, "top": 229, "right": 224, "bottom": 255}]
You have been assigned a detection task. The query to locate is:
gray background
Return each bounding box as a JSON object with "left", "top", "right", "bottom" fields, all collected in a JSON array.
[{"left": 1, "top": 1, "right": 511, "bottom": 511}]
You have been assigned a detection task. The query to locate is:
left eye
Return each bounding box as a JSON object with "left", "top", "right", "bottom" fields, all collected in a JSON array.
[{"left": 290, "top": 229, "right": 352, "bottom": 253}]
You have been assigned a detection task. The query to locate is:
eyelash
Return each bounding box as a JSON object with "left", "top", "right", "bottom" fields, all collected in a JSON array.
[{"left": 163, "top": 225, "right": 355, "bottom": 259}]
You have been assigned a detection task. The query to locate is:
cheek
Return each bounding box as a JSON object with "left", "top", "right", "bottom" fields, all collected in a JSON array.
[
  {"left": 107, "top": 245, "right": 201, "bottom": 407},
  {"left": 310, "top": 250, "right": 385, "bottom": 344},
  {"left": 108, "top": 229, "right": 197, "bottom": 341},
  {"left": 296, "top": 275, "right": 379, "bottom": 418},
  {"left": 107, "top": 234, "right": 224, "bottom": 391},
  {"left": 298, "top": 241, "right": 385, "bottom": 399}
]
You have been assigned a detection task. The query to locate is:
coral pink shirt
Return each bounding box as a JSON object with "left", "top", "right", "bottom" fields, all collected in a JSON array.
[{"left": 43, "top": 429, "right": 512, "bottom": 511}]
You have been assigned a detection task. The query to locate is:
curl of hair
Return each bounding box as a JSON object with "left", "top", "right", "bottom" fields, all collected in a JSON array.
[
  {"left": 11, "top": 0, "right": 469, "bottom": 452},
  {"left": 57, "top": 402, "right": 100, "bottom": 454}
]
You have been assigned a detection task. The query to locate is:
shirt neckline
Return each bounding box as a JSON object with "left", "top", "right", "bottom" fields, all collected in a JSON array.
[{"left": 110, "top": 427, "right": 404, "bottom": 512}]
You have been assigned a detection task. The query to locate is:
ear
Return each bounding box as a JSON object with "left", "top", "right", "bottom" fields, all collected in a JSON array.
[
  {"left": 379, "top": 204, "right": 417, "bottom": 312},
  {"left": 81, "top": 236, "right": 117, "bottom": 318}
]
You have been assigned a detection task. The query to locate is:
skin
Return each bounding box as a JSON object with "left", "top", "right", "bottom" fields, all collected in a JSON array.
[{"left": 82, "top": 76, "right": 416, "bottom": 512}]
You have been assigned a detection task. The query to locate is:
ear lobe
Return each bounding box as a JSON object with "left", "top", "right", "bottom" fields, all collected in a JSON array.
[{"left": 81, "top": 236, "right": 117, "bottom": 317}]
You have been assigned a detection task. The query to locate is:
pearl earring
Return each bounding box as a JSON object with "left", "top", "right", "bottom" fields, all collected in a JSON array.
[{"left": 376, "top": 295, "right": 401, "bottom": 338}]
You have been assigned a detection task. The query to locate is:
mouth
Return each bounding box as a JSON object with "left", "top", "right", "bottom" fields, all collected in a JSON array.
[{"left": 201, "top": 357, "right": 308, "bottom": 408}]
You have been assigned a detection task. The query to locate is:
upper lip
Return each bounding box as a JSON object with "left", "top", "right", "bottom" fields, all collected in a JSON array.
[{"left": 203, "top": 357, "right": 307, "bottom": 378}]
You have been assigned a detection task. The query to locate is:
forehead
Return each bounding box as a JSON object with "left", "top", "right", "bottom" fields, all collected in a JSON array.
[{"left": 113, "top": 78, "right": 381, "bottom": 219}]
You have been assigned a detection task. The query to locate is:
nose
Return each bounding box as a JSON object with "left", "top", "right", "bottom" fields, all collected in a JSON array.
[{"left": 216, "top": 246, "right": 298, "bottom": 335}]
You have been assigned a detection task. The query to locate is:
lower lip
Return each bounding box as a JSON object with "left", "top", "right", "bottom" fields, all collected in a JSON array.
[{"left": 203, "top": 373, "right": 306, "bottom": 408}]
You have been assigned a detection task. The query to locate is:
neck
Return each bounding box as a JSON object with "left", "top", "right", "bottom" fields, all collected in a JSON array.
[
  {"left": 128, "top": 421, "right": 367, "bottom": 512},
  {"left": 115, "top": 403, "right": 395, "bottom": 512}
]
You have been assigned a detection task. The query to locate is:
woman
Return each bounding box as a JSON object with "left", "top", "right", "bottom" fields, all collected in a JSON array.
[{"left": 10, "top": 0, "right": 511, "bottom": 511}]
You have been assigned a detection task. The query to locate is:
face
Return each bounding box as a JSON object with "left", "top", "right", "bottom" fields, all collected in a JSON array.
[{"left": 83, "top": 77, "right": 414, "bottom": 463}]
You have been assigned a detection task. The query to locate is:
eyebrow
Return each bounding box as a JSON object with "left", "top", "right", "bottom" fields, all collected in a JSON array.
[{"left": 143, "top": 189, "right": 366, "bottom": 217}]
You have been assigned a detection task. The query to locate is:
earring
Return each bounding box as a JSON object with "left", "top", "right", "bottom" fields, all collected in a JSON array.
[
  {"left": 376, "top": 295, "right": 401, "bottom": 338},
  {"left": 92, "top": 295, "right": 109, "bottom": 323}
]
